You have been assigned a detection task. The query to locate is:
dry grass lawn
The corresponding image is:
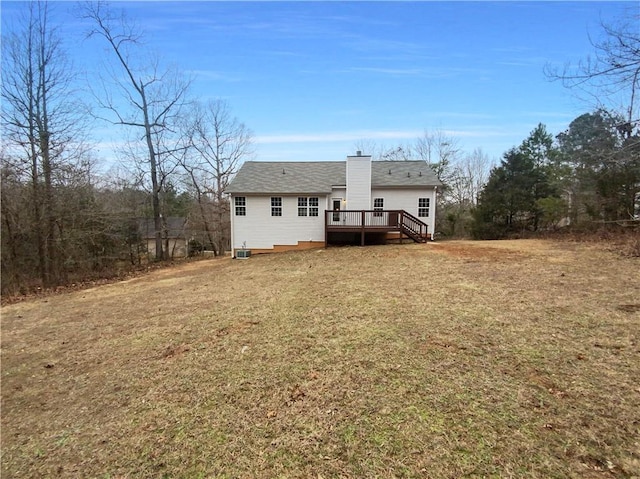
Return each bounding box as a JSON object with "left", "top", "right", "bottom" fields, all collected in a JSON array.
[{"left": 1, "top": 239, "right": 639, "bottom": 478}]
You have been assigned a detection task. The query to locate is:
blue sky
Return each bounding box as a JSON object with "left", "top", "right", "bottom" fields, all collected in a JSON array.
[{"left": 2, "top": 1, "right": 637, "bottom": 167}]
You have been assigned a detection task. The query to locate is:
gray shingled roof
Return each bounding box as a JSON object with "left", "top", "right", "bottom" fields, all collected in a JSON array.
[{"left": 227, "top": 160, "right": 441, "bottom": 194}]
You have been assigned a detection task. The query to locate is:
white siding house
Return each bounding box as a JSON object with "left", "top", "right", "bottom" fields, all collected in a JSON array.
[
  {"left": 226, "top": 153, "right": 441, "bottom": 256},
  {"left": 231, "top": 195, "right": 327, "bottom": 251}
]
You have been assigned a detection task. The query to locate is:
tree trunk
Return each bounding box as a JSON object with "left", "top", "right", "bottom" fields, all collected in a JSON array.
[
  {"left": 24, "top": 16, "right": 49, "bottom": 287},
  {"left": 198, "top": 200, "right": 216, "bottom": 256},
  {"left": 140, "top": 85, "right": 164, "bottom": 261}
]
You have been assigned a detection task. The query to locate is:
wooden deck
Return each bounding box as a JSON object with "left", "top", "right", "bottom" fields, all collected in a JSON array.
[{"left": 325, "top": 210, "right": 428, "bottom": 245}]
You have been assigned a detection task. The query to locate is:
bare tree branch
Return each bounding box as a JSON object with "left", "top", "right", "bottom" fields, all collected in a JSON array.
[
  {"left": 80, "top": 1, "right": 191, "bottom": 260},
  {"left": 179, "top": 99, "right": 254, "bottom": 255},
  {"left": 545, "top": 9, "right": 640, "bottom": 126}
]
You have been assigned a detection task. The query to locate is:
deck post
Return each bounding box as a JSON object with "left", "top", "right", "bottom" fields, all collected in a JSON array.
[
  {"left": 361, "top": 210, "right": 365, "bottom": 246},
  {"left": 399, "top": 211, "right": 403, "bottom": 245},
  {"left": 324, "top": 210, "right": 328, "bottom": 246}
]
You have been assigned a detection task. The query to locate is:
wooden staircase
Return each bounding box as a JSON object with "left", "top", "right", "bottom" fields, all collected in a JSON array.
[{"left": 399, "top": 210, "right": 428, "bottom": 243}]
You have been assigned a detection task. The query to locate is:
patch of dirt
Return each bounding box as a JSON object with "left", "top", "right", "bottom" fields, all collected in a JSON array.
[
  {"left": 429, "top": 241, "right": 527, "bottom": 261},
  {"left": 160, "top": 343, "right": 191, "bottom": 359},
  {"left": 0, "top": 257, "right": 227, "bottom": 306},
  {"left": 617, "top": 304, "right": 640, "bottom": 313}
]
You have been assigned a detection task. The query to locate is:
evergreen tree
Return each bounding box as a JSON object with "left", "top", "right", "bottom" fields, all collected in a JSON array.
[
  {"left": 472, "top": 124, "right": 562, "bottom": 238},
  {"left": 556, "top": 110, "right": 640, "bottom": 222}
]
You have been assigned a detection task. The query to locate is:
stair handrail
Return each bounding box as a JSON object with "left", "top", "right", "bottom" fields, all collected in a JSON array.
[{"left": 400, "top": 210, "right": 428, "bottom": 241}]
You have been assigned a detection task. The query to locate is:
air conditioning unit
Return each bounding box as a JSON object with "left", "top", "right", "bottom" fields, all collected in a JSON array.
[{"left": 236, "top": 249, "right": 251, "bottom": 259}]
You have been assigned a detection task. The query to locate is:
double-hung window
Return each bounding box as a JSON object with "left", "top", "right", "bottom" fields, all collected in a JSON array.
[
  {"left": 418, "top": 197, "right": 430, "bottom": 217},
  {"left": 297, "top": 197, "right": 308, "bottom": 216},
  {"left": 234, "top": 197, "right": 246, "bottom": 216},
  {"left": 271, "top": 197, "right": 282, "bottom": 216},
  {"left": 373, "top": 198, "right": 384, "bottom": 217},
  {"left": 308, "top": 197, "right": 319, "bottom": 216},
  {"left": 298, "top": 197, "right": 319, "bottom": 217}
]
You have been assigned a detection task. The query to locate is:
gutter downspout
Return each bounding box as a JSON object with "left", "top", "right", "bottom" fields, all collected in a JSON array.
[
  {"left": 229, "top": 194, "right": 235, "bottom": 257},
  {"left": 432, "top": 185, "right": 438, "bottom": 241}
]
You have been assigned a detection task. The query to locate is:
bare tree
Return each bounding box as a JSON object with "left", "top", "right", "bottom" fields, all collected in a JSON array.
[
  {"left": 353, "top": 139, "right": 384, "bottom": 159},
  {"left": 429, "top": 147, "right": 494, "bottom": 237},
  {"left": 352, "top": 140, "right": 420, "bottom": 161},
  {"left": 448, "top": 148, "right": 492, "bottom": 207},
  {"left": 81, "top": 1, "right": 191, "bottom": 260},
  {"left": 354, "top": 130, "right": 464, "bottom": 188},
  {"left": 546, "top": 10, "right": 640, "bottom": 130},
  {"left": 379, "top": 144, "right": 413, "bottom": 161},
  {"left": 414, "top": 129, "right": 462, "bottom": 185},
  {"left": 351, "top": 131, "right": 493, "bottom": 237},
  {"left": 414, "top": 131, "right": 492, "bottom": 237},
  {"left": 181, "top": 100, "right": 253, "bottom": 256},
  {"left": 2, "top": 0, "right": 88, "bottom": 287}
]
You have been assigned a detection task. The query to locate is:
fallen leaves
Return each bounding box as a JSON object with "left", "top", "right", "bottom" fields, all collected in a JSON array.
[
  {"left": 289, "top": 384, "right": 305, "bottom": 403},
  {"left": 617, "top": 304, "right": 640, "bottom": 313},
  {"left": 160, "top": 344, "right": 190, "bottom": 359}
]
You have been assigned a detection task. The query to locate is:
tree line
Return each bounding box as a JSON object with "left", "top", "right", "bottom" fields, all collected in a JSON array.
[
  {"left": 355, "top": 108, "right": 639, "bottom": 242},
  {"left": 472, "top": 113, "right": 639, "bottom": 239},
  {"left": 473, "top": 8, "right": 639, "bottom": 239},
  {"left": 1, "top": 1, "right": 253, "bottom": 295}
]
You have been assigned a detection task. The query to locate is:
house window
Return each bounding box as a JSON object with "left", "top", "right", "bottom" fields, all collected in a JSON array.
[
  {"left": 373, "top": 198, "right": 384, "bottom": 217},
  {"left": 298, "top": 197, "right": 319, "bottom": 217},
  {"left": 235, "top": 197, "right": 246, "bottom": 216},
  {"left": 271, "top": 197, "right": 282, "bottom": 216},
  {"left": 298, "top": 197, "right": 307, "bottom": 216},
  {"left": 309, "top": 197, "right": 319, "bottom": 216},
  {"left": 418, "top": 197, "right": 430, "bottom": 217}
]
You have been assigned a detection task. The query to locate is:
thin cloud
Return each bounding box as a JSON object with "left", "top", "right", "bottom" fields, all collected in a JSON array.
[
  {"left": 496, "top": 56, "right": 555, "bottom": 68},
  {"left": 338, "top": 65, "right": 490, "bottom": 79},
  {"left": 347, "top": 67, "right": 424, "bottom": 76},
  {"left": 256, "top": 130, "right": 424, "bottom": 144},
  {"left": 188, "top": 69, "right": 243, "bottom": 82},
  {"left": 259, "top": 50, "right": 306, "bottom": 58},
  {"left": 426, "top": 112, "right": 498, "bottom": 120},
  {"left": 255, "top": 127, "right": 512, "bottom": 145},
  {"left": 346, "top": 36, "right": 431, "bottom": 56},
  {"left": 439, "top": 128, "right": 511, "bottom": 139},
  {"left": 496, "top": 61, "right": 532, "bottom": 67},
  {"left": 522, "top": 111, "right": 576, "bottom": 119}
]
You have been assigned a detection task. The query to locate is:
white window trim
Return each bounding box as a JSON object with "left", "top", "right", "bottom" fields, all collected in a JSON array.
[
  {"left": 298, "top": 196, "right": 319, "bottom": 217},
  {"left": 418, "top": 197, "right": 430, "bottom": 218},
  {"left": 234, "top": 196, "right": 246, "bottom": 216},
  {"left": 373, "top": 197, "right": 384, "bottom": 217},
  {"left": 271, "top": 197, "right": 282, "bottom": 217}
]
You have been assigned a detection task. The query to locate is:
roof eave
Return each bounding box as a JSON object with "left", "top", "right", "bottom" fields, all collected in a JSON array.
[
  {"left": 371, "top": 184, "right": 441, "bottom": 188},
  {"left": 227, "top": 190, "right": 332, "bottom": 195}
]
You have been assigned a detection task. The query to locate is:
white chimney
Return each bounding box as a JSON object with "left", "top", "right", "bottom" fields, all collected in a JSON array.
[{"left": 346, "top": 152, "right": 372, "bottom": 210}]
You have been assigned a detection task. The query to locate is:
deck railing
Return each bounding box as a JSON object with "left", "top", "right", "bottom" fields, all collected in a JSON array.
[
  {"left": 399, "top": 210, "right": 428, "bottom": 242},
  {"left": 325, "top": 210, "right": 427, "bottom": 244}
]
